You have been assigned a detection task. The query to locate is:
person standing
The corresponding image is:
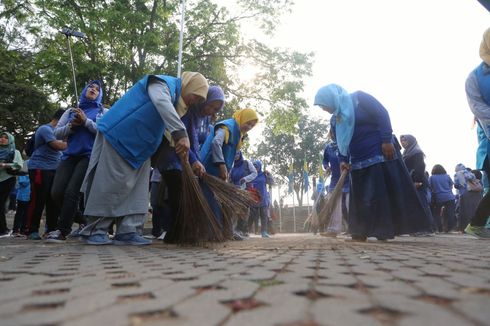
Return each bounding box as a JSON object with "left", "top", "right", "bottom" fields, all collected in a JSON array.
[
  {"left": 46, "top": 81, "right": 107, "bottom": 242},
  {"left": 230, "top": 151, "right": 257, "bottom": 236},
  {"left": 0, "top": 132, "right": 23, "bottom": 236},
  {"left": 79, "top": 72, "right": 207, "bottom": 245},
  {"left": 429, "top": 164, "right": 456, "bottom": 232},
  {"left": 314, "top": 84, "right": 431, "bottom": 241},
  {"left": 248, "top": 160, "right": 274, "bottom": 238},
  {"left": 24, "top": 109, "right": 66, "bottom": 240},
  {"left": 12, "top": 173, "right": 30, "bottom": 237},
  {"left": 465, "top": 27, "right": 490, "bottom": 239},
  {"left": 399, "top": 134, "right": 434, "bottom": 233}
]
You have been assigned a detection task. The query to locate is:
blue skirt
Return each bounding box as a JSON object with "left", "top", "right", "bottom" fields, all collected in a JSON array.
[{"left": 348, "top": 158, "right": 431, "bottom": 239}]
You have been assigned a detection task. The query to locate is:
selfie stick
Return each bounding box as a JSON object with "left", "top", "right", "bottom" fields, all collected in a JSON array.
[{"left": 59, "top": 26, "right": 86, "bottom": 106}]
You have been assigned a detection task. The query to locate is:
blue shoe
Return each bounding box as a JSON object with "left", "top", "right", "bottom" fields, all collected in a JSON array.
[
  {"left": 113, "top": 233, "right": 151, "bottom": 246},
  {"left": 27, "top": 232, "right": 42, "bottom": 240},
  {"left": 85, "top": 234, "right": 113, "bottom": 245},
  {"left": 261, "top": 231, "right": 271, "bottom": 238}
]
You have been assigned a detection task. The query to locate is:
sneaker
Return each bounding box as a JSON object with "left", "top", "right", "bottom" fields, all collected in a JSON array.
[
  {"left": 232, "top": 231, "right": 245, "bottom": 241},
  {"left": 464, "top": 225, "right": 490, "bottom": 239},
  {"left": 67, "top": 224, "right": 85, "bottom": 238},
  {"left": 45, "top": 230, "right": 66, "bottom": 243},
  {"left": 85, "top": 234, "right": 113, "bottom": 245},
  {"left": 0, "top": 230, "right": 12, "bottom": 238},
  {"left": 261, "top": 231, "right": 271, "bottom": 238},
  {"left": 11, "top": 232, "right": 26, "bottom": 238},
  {"left": 27, "top": 232, "right": 42, "bottom": 240},
  {"left": 113, "top": 233, "right": 151, "bottom": 246},
  {"left": 143, "top": 234, "right": 158, "bottom": 239},
  {"left": 157, "top": 231, "right": 166, "bottom": 240}
]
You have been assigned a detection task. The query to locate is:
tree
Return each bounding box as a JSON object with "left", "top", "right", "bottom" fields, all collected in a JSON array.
[{"left": 252, "top": 113, "right": 329, "bottom": 206}]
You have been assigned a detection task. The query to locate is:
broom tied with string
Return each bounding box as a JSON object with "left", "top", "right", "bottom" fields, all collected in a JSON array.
[
  {"left": 317, "top": 169, "right": 349, "bottom": 231},
  {"left": 164, "top": 151, "right": 225, "bottom": 245},
  {"left": 200, "top": 173, "right": 257, "bottom": 237}
]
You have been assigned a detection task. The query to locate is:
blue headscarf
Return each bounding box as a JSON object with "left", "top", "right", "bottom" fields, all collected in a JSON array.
[
  {"left": 78, "top": 80, "right": 103, "bottom": 110},
  {"left": 0, "top": 132, "right": 15, "bottom": 162},
  {"left": 198, "top": 86, "right": 225, "bottom": 114},
  {"left": 314, "top": 84, "right": 355, "bottom": 156}
]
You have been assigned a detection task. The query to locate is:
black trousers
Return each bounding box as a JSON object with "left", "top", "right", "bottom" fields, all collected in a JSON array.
[
  {"left": 0, "top": 177, "right": 16, "bottom": 234},
  {"left": 25, "top": 169, "right": 59, "bottom": 234},
  {"left": 470, "top": 165, "right": 490, "bottom": 227}
]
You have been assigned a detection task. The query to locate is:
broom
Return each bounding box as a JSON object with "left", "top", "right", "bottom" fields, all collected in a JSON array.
[
  {"left": 200, "top": 173, "right": 256, "bottom": 236},
  {"left": 166, "top": 159, "right": 225, "bottom": 244},
  {"left": 317, "top": 169, "right": 348, "bottom": 230}
]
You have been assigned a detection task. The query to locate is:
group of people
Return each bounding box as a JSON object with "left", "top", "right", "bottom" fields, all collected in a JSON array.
[
  {"left": 310, "top": 26, "right": 490, "bottom": 240},
  {"left": 0, "top": 71, "right": 277, "bottom": 245},
  {"left": 2, "top": 27, "right": 490, "bottom": 243}
]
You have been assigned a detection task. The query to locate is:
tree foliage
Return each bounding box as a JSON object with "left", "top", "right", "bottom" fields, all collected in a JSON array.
[{"left": 252, "top": 113, "right": 329, "bottom": 206}]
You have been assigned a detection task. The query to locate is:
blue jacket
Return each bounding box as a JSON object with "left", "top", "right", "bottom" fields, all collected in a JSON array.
[
  {"left": 16, "top": 175, "right": 30, "bottom": 202},
  {"left": 475, "top": 62, "right": 490, "bottom": 105},
  {"left": 250, "top": 160, "right": 268, "bottom": 207},
  {"left": 429, "top": 174, "right": 455, "bottom": 204},
  {"left": 200, "top": 118, "right": 241, "bottom": 176},
  {"left": 98, "top": 75, "right": 181, "bottom": 169}
]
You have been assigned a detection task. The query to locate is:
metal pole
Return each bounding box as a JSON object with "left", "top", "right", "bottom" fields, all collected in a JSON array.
[
  {"left": 66, "top": 36, "right": 79, "bottom": 105},
  {"left": 292, "top": 188, "right": 296, "bottom": 233},
  {"left": 278, "top": 184, "right": 282, "bottom": 233},
  {"left": 177, "top": 0, "right": 186, "bottom": 77}
]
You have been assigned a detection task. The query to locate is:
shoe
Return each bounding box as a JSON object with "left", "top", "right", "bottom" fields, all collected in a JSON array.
[
  {"left": 45, "top": 230, "right": 66, "bottom": 243},
  {"left": 0, "top": 230, "right": 12, "bottom": 238},
  {"left": 348, "top": 235, "right": 367, "bottom": 242},
  {"left": 232, "top": 231, "right": 245, "bottom": 241},
  {"left": 85, "top": 234, "right": 113, "bottom": 245},
  {"left": 261, "top": 231, "right": 271, "bottom": 238},
  {"left": 143, "top": 234, "right": 157, "bottom": 239},
  {"left": 157, "top": 231, "right": 166, "bottom": 240},
  {"left": 464, "top": 225, "right": 490, "bottom": 239},
  {"left": 27, "top": 232, "right": 42, "bottom": 240},
  {"left": 11, "top": 232, "right": 26, "bottom": 238},
  {"left": 113, "top": 233, "right": 151, "bottom": 246},
  {"left": 67, "top": 224, "right": 85, "bottom": 238}
]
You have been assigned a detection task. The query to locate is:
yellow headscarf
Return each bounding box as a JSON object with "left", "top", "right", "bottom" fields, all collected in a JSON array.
[
  {"left": 165, "top": 71, "right": 208, "bottom": 144},
  {"left": 480, "top": 27, "right": 490, "bottom": 66},
  {"left": 175, "top": 71, "right": 209, "bottom": 117},
  {"left": 220, "top": 108, "right": 258, "bottom": 149}
]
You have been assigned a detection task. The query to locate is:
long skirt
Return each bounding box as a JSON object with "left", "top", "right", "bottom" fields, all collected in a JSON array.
[
  {"left": 348, "top": 159, "right": 431, "bottom": 239},
  {"left": 458, "top": 191, "right": 482, "bottom": 231}
]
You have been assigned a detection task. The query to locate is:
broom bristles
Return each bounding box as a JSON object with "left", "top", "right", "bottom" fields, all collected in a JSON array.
[
  {"left": 166, "top": 160, "right": 225, "bottom": 245},
  {"left": 318, "top": 170, "right": 348, "bottom": 229},
  {"left": 201, "top": 173, "right": 255, "bottom": 222}
]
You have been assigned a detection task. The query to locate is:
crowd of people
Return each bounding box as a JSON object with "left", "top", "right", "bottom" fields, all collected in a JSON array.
[
  {"left": 2, "top": 27, "right": 490, "bottom": 243},
  {"left": 0, "top": 73, "right": 276, "bottom": 245}
]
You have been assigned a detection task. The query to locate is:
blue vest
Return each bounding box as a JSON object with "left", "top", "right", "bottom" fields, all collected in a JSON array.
[
  {"left": 200, "top": 119, "right": 241, "bottom": 176},
  {"left": 97, "top": 75, "right": 181, "bottom": 169},
  {"left": 475, "top": 62, "right": 490, "bottom": 105}
]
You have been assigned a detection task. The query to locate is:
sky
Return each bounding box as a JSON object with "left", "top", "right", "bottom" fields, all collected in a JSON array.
[{"left": 230, "top": 0, "right": 490, "bottom": 176}]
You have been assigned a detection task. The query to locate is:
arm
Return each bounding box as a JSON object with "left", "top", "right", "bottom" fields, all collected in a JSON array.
[
  {"left": 54, "top": 109, "right": 75, "bottom": 139},
  {"left": 84, "top": 108, "right": 108, "bottom": 134},
  {"left": 466, "top": 72, "right": 490, "bottom": 121},
  {"left": 38, "top": 125, "right": 66, "bottom": 151},
  {"left": 242, "top": 160, "right": 258, "bottom": 183},
  {"left": 3, "top": 150, "right": 24, "bottom": 171},
  {"left": 211, "top": 128, "right": 227, "bottom": 164},
  {"left": 147, "top": 77, "right": 187, "bottom": 140}
]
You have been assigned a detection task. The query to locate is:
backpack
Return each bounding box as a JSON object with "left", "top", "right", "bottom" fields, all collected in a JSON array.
[{"left": 23, "top": 132, "right": 36, "bottom": 157}]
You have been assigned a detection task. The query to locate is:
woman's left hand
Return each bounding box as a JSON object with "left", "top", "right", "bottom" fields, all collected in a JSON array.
[
  {"left": 192, "top": 161, "right": 206, "bottom": 177},
  {"left": 381, "top": 143, "right": 395, "bottom": 160}
]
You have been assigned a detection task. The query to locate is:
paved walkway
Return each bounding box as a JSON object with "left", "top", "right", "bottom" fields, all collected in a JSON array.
[{"left": 0, "top": 234, "right": 488, "bottom": 326}]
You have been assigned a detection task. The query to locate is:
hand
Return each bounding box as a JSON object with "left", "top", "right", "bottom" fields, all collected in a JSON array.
[
  {"left": 175, "top": 137, "right": 190, "bottom": 160},
  {"left": 74, "top": 108, "right": 87, "bottom": 123},
  {"left": 192, "top": 161, "right": 206, "bottom": 177},
  {"left": 218, "top": 164, "right": 228, "bottom": 181},
  {"left": 340, "top": 162, "right": 351, "bottom": 173},
  {"left": 240, "top": 178, "right": 246, "bottom": 184},
  {"left": 381, "top": 143, "right": 395, "bottom": 160},
  {"left": 414, "top": 182, "right": 423, "bottom": 189}
]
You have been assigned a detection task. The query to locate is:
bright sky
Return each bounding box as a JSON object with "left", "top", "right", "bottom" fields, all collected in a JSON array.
[{"left": 240, "top": 0, "right": 489, "bottom": 175}]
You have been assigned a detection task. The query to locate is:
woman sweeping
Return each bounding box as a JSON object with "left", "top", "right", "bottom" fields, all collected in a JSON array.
[
  {"left": 156, "top": 85, "right": 224, "bottom": 243},
  {"left": 199, "top": 108, "right": 259, "bottom": 235},
  {"left": 80, "top": 72, "right": 208, "bottom": 245},
  {"left": 314, "top": 84, "right": 430, "bottom": 241}
]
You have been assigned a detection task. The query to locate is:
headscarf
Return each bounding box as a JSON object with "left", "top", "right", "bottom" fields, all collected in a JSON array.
[
  {"left": 314, "top": 84, "right": 355, "bottom": 156},
  {"left": 78, "top": 80, "right": 104, "bottom": 110},
  {"left": 198, "top": 86, "right": 224, "bottom": 115},
  {"left": 400, "top": 134, "right": 424, "bottom": 159},
  {"left": 480, "top": 27, "right": 490, "bottom": 66},
  {"left": 230, "top": 108, "right": 259, "bottom": 149},
  {"left": 175, "top": 72, "right": 208, "bottom": 117},
  {"left": 0, "top": 132, "right": 15, "bottom": 162}
]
